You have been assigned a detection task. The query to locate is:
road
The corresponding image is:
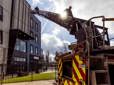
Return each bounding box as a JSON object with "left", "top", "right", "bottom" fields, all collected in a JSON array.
[{"left": 3, "top": 80, "right": 55, "bottom": 85}]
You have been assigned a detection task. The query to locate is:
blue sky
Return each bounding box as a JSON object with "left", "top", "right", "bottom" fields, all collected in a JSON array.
[
  {"left": 27, "top": 0, "right": 76, "bottom": 60},
  {"left": 27, "top": 0, "right": 114, "bottom": 60}
]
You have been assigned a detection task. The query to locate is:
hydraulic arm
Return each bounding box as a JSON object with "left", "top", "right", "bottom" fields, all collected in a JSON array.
[{"left": 31, "top": 7, "right": 110, "bottom": 51}]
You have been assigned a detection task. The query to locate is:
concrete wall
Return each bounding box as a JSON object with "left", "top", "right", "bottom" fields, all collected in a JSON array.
[
  {"left": 11, "top": 0, "right": 31, "bottom": 35},
  {"left": 0, "top": 0, "right": 12, "bottom": 75}
]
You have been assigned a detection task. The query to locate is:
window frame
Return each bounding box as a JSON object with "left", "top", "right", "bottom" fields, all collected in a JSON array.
[
  {"left": 14, "top": 39, "right": 26, "bottom": 52},
  {"left": 0, "top": 30, "right": 3, "bottom": 44},
  {"left": 35, "top": 35, "right": 38, "bottom": 43},
  {"left": 30, "top": 44, "right": 34, "bottom": 54},
  {"left": 20, "top": 40, "right": 27, "bottom": 52},
  {"left": 35, "top": 47, "right": 38, "bottom": 54},
  {"left": 0, "top": 5, "right": 3, "bottom": 21},
  {"left": 36, "top": 23, "right": 38, "bottom": 32},
  {"left": 62, "top": 60, "right": 72, "bottom": 78}
]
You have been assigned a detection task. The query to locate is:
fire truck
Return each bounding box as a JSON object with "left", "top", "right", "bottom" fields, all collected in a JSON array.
[{"left": 32, "top": 6, "right": 114, "bottom": 85}]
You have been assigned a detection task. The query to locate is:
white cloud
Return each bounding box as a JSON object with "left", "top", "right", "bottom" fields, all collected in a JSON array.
[
  {"left": 110, "top": 41, "right": 114, "bottom": 46},
  {"left": 48, "top": 0, "right": 53, "bottom": 2},
  {"left": 32, "top": 0, "right": 40, "bottom": 5},
  {"left": 54, "top": 0, "right": 114, "bottom": 35},
  {"left": 63, "top": 40, "right": 70, "bottom": 45},
  {"left": 53, "top": 0, "right": 66, "bottom": 13},
  {"left": 31, "top": 0, "right": 43, "bottom": 8},
  {"left": 49, "top": 54, "right": 55, "bottom": 61},
  {"left": 41, "top": 33, "right": 72, "bottom": 58},
  {"left": 41, "top": 33, "right": 64, "bottom": 53},
  {"left": 50, "top": 0, "right": 86, "bottom": 17},
  {"left": 29, "top": 0, "right": 114, "bottom": 58},
  {"left": 52, "top": 28, "right": 61, "bottom": 36},
  {"left": 50, "top": 53, "right": 55, "bottom": 58}
]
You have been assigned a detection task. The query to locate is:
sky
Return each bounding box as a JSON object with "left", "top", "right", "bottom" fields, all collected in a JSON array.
[{"left": 27, "top": 0, "right": 114, "bottom": 61}]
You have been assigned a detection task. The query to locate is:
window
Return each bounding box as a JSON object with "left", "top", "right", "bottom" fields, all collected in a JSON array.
[
  {"left": 33, "top": 21, "right": 35, "bottom": 28},
  {"left": 35, "top": 35, "right": 38, "bottom": 43},
  {"left": 30, "top": 45, "right": 33, "bottom": 54},
  {"left": 15, "top": 39, "right": 26, "bottom": 52},
  {"left": 20, "top": 40, "right": 26, "bottom": 52},
  {"left": 35, "top": 23, "right": 37, "bottom": 30},
  {"left": 30, "top": 18, "right": 32, "bottom": 28},
  {"left": 15, "top": 39, "right": 20, "bottom": 50},
  {"left": 0, "top": 30, "right": 3, "bottom": 44},
  {"left": 14, "top": 57, "right": 26, "bottom": 62},
  {"left": 36, "top": 23, "right": 38, "bottom": 31},
  {"left": 34, "top": 56, "right": 39, "bottom": 60},
  {"left": 63, "top": 60, "right": 72, "bottom": 78},
  {"left": 35, "top": 47, "right": 38, "bottom": 54},
  {"left": 0, "top": 5, "right": 3, "bottom": 21}
]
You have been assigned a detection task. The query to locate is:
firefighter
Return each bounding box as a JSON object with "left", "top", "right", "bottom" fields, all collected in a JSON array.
[{"left": 65, "top": 6, "right": 73, "bottom": 18}]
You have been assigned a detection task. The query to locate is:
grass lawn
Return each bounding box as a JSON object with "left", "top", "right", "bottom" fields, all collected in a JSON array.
[{"left": 2, "top": 72, "right": 55, "bottom": 83}]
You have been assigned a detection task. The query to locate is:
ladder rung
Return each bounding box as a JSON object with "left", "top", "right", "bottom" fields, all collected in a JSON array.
[
  {"left": 90, "top": 56, "right": 104, "bottom": 59},
  {"left": 94, "top": 70, "right": 108, "bottom": 73},
  {"left": 98, "top": 84, "right": 110, "bottom": 85}
]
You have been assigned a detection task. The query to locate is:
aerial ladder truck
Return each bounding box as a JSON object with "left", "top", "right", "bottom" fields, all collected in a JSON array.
[{"left": 31, "top": 6, "right": 114, "bottom": 85}]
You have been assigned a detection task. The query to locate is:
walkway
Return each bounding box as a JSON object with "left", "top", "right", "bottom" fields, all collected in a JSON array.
[{"left": 3, "top": 80, "right": 54, "bottom": 85}]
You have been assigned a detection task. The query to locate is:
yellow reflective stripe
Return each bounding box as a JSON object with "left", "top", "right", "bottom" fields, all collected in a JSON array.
[
  {"left": 59, "top": 59, "right": 62, "bottom": 66},
  {"left": 82, "top": 66, "right": 86, "bottom": 74},
  {"left": 58, "top": 59, "right": 62, "bottom": 79},
  {"left": 69, "top": 81, "right": 73, "bottom": 85},
  {"left": 64, "top": 80, "right": 68, "bottom": 85},
  {"left": 74, "top": 55, "right": 86, "bottom": 85},
  {"left": 73, "top": 60, "right": 83, "bottom": 79},
  {"left": 69, "top": 81, "right": 74, "bottom": 85},
  {"left": 75, "top": 82, "right": 79, "bottom": 85},
  {"left": 72, "top": 73, "right": 77, "bottom": 82},
  {"left": 58, "top": 59, "right": 60, "bottom": 69},
  {"left": 59, "top": 63, "right": 62, "bottom": 73},
  {"left": 72, "top": 74, "right": 79, "bottom": 85},
  {"left": 58, "top": 59, "right": 61, "bottom": 69},
  {"left": 83, "top": 82, "right": 86, "bottom": 85},
  {"left": 75, "top": 55, "right": 83, "bottom": 65},
  {"left": 75, "top": 55, "right": 86, "bottom": 74},
  {"left": 60, "top": 70, "right": 62, "bottom": 77}
]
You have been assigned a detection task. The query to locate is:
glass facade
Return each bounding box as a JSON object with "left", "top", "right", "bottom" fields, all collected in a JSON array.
[
  {"left": 30, "top": 44, "right": 33, "bottom": 54},
  {"left": 35, "top": 47, "right": 38, "bottom": 54},
  {"left": 14, "top": 57, "right": 26, "bottom": 62},
  {"left": 35, "top": 35, "right": 38, "bottom": 43},
  {"left": 29, "top": 15, "right": 41, "bottom": 55},
  {"left": 15, "top": 39, "right": 26, "bottom": 52}
]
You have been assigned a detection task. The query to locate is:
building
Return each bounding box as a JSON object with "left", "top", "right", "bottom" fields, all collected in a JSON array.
[
  {"left": 27, "top": 15, "right": 41, "bottom": 73},
  {"left": 0, "top": 0, "right": 12, "bottom": 76},
  {"left": 0, "top": 0, "right": 42, "bottom": 76}
]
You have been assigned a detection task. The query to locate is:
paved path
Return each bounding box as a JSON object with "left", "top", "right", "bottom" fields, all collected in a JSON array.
[{"left": 3, "top": 80, "right": 54, "bottom": 85}]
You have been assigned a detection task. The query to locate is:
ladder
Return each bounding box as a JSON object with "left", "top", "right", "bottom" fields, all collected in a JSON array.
[{"left": 90, "top": 56, "right": 111, "bottom": 85}]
